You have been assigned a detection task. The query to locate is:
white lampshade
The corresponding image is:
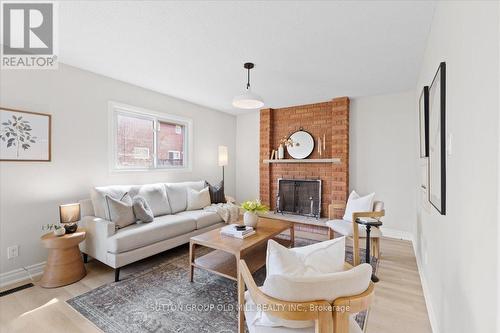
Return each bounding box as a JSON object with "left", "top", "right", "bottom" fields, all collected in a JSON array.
[
  {"left": 59, "top": 203, "right": 81, "bottom": 224},
  {"left": 232, "top": 90, "right": 264, "bottom": 109},
  {"left": 218, "top": 145, "right": 228, "bottom": 167}
]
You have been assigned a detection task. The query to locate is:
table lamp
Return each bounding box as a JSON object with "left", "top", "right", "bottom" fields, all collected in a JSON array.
[{"left": 59, "top": 203, "right": 81, "bottom": 234}]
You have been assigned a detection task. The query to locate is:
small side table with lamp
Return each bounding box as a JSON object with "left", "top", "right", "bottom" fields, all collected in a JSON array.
[{"left": 39, "top": 203, "right": 87, "bottom": 288}]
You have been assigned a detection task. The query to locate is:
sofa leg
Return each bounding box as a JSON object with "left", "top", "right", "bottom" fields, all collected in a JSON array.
[
  {"left": 115, "top": 268, "right": 120, "bottom": 282},
  {"left": 82, "top": 253, "right": 88, "bottom": 263}
]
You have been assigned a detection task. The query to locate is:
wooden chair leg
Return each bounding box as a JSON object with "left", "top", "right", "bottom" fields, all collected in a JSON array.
[
  {"left": 316, "top": 309, "right": 333, "bottom": 333},
  {"left": 352, "top": 236, "right": 360, "bottom": 266},
  {"left": 238, "top": 265, "right": 246, "bottom": 333},
  {"left": 333, "top": 311, "right": 350, "bottom": 333},
  {"left": 373, "top": 238, "right": 380, "bottom": 259}
]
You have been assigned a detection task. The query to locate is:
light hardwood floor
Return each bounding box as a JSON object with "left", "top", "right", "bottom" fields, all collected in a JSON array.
[{"left": 0, "top": 237, "right": 432, "bottom": 333}]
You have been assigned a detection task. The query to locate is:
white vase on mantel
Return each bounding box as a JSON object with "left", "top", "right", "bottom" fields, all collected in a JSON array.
[
  {"left": 243, "top": 211, "right": 259, "bottom": 228},
  {"left": 277, "top": 144, "right": 284, "bottom": 159}
]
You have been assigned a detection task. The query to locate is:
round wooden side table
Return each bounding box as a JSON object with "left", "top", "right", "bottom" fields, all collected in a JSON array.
[{"left": 39, "top": 228, "right": 86, "bottom": 288}]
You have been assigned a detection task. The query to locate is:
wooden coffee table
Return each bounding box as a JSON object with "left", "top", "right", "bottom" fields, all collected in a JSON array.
[{"left": 189, "top": 218, "right": 294, "bottom": 282}]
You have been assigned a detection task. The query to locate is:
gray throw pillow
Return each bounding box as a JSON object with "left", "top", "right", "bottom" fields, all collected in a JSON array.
[
  {"left": 133, "top": 196, "right": 154, "bottom": 223},
  {"left": 105, "top": 193, "right": 136, "bottom": 229}
]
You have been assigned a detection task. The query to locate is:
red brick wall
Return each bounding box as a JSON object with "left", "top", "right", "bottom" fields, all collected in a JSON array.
[{"left": 259, "top": 97, "right": 349, "bottom": 218}]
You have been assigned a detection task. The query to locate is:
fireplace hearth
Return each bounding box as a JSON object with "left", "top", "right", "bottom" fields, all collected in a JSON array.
[{"left": 276, "top": 178, "right": 321, "bottom": 218}]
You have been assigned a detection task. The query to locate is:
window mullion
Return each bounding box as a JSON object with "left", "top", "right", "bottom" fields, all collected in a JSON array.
[{"left": 153, "top": 119, "right": 158, "bottom": 169}]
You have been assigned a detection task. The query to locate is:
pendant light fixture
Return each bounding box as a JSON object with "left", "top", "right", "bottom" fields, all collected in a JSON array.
[{"left": 232, "top": 62, "right": 264, "bottom": 109}]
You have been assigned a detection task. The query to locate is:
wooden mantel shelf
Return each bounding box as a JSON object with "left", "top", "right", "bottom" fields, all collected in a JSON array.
[{"left": 263, "top": 158, "right": 341, "bottom": 164}]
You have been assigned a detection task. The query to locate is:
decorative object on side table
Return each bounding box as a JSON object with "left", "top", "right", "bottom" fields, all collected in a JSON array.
[
  {"left": 59, "top": 203, "right": 81, "bottom": 233},
  {"left": 40, "top": 228, "right": 86, "bottom": 288},
  {"left": 286, "top": 129, "right": 314, "bottom": 159},
  {"left": 0, "top": 107, "right": 51, "bottom": 161},
  {"left": 42, "top": 223, "right": 65, "bottom": 236},
  {"left": 240, "top": 199, "right": 268, "bottom": 228}
]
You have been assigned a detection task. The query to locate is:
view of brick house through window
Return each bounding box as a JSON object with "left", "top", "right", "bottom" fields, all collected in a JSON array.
[
  {"left": 158, "top": 122, "right": 184, "bottom": 167},
  {"left": 115, "top": 111, "right": 186, "bottom": 169}
]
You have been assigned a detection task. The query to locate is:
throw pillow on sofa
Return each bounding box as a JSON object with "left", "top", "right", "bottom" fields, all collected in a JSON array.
[
  {"left": 186, "top": 187, "right": 211, "bottom": 211},
  {"left": 105, "top": 193, "right": 136, "bottom": 229},
  {"left": 129, "top": 183, "right": 171, "bottom": 217},
  {"left": 133, "top": 196, "right": 154, "bottom": 223},
  {"left": 205, "top": 181, "right": 226, "bottom": 204}
]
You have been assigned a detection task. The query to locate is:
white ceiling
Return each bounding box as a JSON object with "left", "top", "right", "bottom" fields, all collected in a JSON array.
[{"left": 59, "top": 1, "right": 436, "bottom": 114}]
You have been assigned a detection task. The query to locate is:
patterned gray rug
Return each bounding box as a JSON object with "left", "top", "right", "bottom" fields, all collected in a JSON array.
[{"left": 68, "top": 238, "right": 377, "bottom": 333}]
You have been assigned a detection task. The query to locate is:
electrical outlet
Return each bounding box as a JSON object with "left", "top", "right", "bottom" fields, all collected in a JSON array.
[{"left": 7, "top": 245, "right": 19, "bottom": 259}]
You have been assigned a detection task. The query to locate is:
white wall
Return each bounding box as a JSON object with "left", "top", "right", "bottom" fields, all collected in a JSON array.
[
  {"left": 350, "top": 91, "right": 417, "bottom": 237},
  {"left": 0, "top": 64, "right": 236, "bottom": 276},
  {"left": 414, "top": 2, "right": 499, "bottom": 333},
  {"left": 235, "top": 111, "right": 260, "bottom": 203}
]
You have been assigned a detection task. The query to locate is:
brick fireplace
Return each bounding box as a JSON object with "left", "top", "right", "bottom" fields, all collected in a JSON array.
[{"left": 259, "top": 97, "right": 349, "bottom": 220}]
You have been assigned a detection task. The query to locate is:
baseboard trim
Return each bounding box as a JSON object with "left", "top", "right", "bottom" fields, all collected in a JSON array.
[
  {"left": 412, "top": 238, "right": 439, "bottom": 333},
  {"left": 380, "top": 227, "right": 413, "bottom": 241},
  {"left": 0, "top": 262, "right": 45, "bottom": 288}
]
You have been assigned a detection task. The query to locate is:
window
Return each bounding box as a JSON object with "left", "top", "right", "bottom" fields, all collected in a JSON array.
[{"left": 109, "top": 102, "right": 191, "bottom": 171}]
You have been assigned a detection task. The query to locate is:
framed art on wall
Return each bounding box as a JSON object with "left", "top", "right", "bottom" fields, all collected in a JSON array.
[
  {"left": 0, "top": 107, "right": 52, "bottom": 162},
  {"left": 419, "top": 86, "right": 429, "bottom": 157},
  {"left": 428, "top": 62, "right": 446, "bottom": 215}
]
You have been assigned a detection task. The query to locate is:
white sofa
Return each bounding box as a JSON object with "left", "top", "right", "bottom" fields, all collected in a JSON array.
[{"left": 79, "top": 180, "right": 226, "bottom": 281}]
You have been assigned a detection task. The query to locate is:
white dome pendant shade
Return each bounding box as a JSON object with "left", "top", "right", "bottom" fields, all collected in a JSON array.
[
  {"left": 232, "top": 90, "right": 264, "bottom": 109},
  {"left": 232, "top": 62, "right": 264, "bottom": 109}
]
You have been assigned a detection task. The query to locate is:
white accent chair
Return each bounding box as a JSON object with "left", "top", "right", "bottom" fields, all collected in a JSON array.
[
  {"left": 238, "top": 259, "right": 374, "bottom": 333},
  {"left": 327, "top": 201, "right": 385, "bottom": 266}
]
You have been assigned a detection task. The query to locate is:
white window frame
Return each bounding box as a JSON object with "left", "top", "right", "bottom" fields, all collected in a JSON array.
[{"left": 108, "top": 101, "right": 193, "bottom": 173}]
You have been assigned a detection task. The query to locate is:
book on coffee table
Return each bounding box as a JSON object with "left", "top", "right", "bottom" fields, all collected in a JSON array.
[{"left": 220, "top": 225, "right": 255, "bottom": 239}]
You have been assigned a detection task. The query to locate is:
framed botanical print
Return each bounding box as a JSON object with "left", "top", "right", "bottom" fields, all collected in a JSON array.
[
  {"left": 419, "top": 86, "right": 429, "bottom": 157},
  {"left": 428, "top": 62, "right": 446, "bottom": 215},
  {"left": 0, "top": 107, "right": 52, "bottom": 161}
]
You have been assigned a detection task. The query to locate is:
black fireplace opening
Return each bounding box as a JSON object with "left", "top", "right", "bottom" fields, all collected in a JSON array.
[{"left": 277, "top": 179, "right": 321, "bottom": 218}]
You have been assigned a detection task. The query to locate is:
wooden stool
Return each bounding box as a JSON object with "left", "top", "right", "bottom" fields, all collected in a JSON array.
[{"left": 39, "top": 228, "right": 86, "bottom": 288}]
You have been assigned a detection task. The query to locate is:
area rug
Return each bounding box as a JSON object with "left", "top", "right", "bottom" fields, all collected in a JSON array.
[{"left": 68, "top": 238, "right": 377, "bottom": 333}]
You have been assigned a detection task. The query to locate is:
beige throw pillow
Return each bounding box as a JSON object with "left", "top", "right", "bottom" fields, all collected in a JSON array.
[
  {"left": 105, "top": 193, "right": 136, "bottom": 229},
  {"left": 186, "top": 187, "right": 211, "bottom": 211}
]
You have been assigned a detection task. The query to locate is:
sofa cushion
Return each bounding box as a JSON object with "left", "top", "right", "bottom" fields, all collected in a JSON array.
[
  {"left": 326, "top": 219, "right": 382, "bottom": 238},
  {"left": 165, "top": 181, "right": 205, "bottom": 213},
  {"left": 176, "top": 210, "right": 223, "bottom": 229},
  {"left": 107, "top": 214, "right": 196, "bottom": 253},
  {"left": 129, "top": 183, "right": 171, "bottom": 216},
  {"left": 91, "top": 185, "right": 132, "bottom": 219}
]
